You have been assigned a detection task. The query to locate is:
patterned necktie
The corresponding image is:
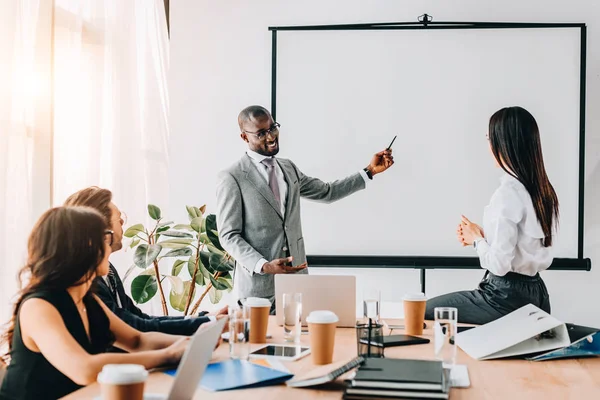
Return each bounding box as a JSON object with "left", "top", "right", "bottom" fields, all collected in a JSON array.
[
  {"left": 261, "top": 158, "right": 281, "bottom": 207},
  {"left": 107, "top": 268, "right": 119, "bottom": 301}
]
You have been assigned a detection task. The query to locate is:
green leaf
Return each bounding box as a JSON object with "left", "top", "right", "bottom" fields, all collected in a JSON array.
[
  {"left": 148, "top": 204, "right": 162, "bottom": 220},
  {"left": 198, "top": 233, "right": 210, "bottom": 244},
  {"left": 209, "top": 286, "right": 223, "bottom": 304},
  {"left": 131, "top": 275, "right": 158, "bottom": 304},
  {"left": 171, "top": 259, "right": 186, "bottom": 276},
  {"left": 129, "top": 238, "right": 141, "bottom": 249},
  {"left": 123, "top": 264, "right": 137, "bottom": 281},
  {"left": 206, "top": 244, "right": 225, "bottom": 257},
  {"left": 140, "top": 267, "right": 156, "bottom": 276},
  {"left": 156, "top": 225, "right": 171, "bottom": 234},
  {"left": 158, "top": 220, "right": 174, "bottom": 227},
  {"left": 160, "top": 230, "right": 193, "bottom": 238},
  {"left": 159, "top": 238, "right": 194, "bottom": 248},
  {"left": 163, "top": 247, "right": 193, "bottom": 258},
  {"left": 209, "top": 274, "right": 229, "bottom": 290},
  {"left": 217, "top": 276, "right": 233, "bottom": 291},
  {"left": 205, "top": 214, "right": 224, "bottom": 251},
  {"left": 134, "top": 244, "right": 162, "bottom": 268},
  {"left": 186, "top": 205, "right": 199, "bottom": 220},
  {"left": 199, "top": 251, "right": 215, "bottom": 273},
  {"left": 172, "top": 224, "right": 193, "bottom": 231},
  {"left": 124, "top": 223, "right": 145, "bottom": 238},
  {"left": 209, "top": 253, "right": 234, "bottom": 272},
  {"left": 190, "top": 217, "right": 203, "bottom": 233},
  {"left": 166, "top": 276, "right": 184, "bottom": 294},
  {"left": 169, "top": 280, "right": 194, "bottom": 312},
  {"left": 187, "top": 256, "right": 205, "bottom": 286}
]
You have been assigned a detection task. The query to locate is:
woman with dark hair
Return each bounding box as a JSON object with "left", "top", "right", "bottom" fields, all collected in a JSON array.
[
  {"left": 425, "top": 106, "right": 559, "bottom": 325},
  {"left": 0, "top": 206, "right": 192, "bottom": 400}
]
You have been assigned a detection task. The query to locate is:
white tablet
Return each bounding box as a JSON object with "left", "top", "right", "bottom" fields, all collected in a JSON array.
[{"left": 249, "top": 344, "right": 311, "bottom": 361}]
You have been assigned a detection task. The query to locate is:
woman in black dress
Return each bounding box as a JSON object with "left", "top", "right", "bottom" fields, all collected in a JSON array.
[{"left": 0, "top": 206, "right": 194, "bottom": 400}]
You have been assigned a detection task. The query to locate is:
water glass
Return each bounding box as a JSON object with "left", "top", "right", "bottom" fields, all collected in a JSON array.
[
  {"left": 356, "top": 322, "right": 385, "bottom": 358},
  {"left": 362, "top": 288, "right": 381, "bottom": 322},
  {"left": 434, "top": 307, "right": 458, "bottom": 368},
  {"left": 228, "top": 304, "right": 250, "bottom": 360},
  {"left": 283, "top": 293, "right": 302, "bottom": 343}
]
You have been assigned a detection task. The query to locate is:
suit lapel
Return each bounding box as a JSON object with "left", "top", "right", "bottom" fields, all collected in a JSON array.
[{"left": 241, "top": 155, "right": 283, "bottom": 220}]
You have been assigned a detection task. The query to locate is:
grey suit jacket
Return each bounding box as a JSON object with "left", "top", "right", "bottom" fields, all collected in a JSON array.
[{"left": 216, "top": 154, "right": 366, "bottom": 300}]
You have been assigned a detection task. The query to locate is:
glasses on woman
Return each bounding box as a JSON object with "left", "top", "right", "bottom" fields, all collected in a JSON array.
[
  {"left": 244, "top": 122, "right": 280, "bottom": 140},
  {"left": 104, "top": 230, "right": 114, "bottom": 246}
]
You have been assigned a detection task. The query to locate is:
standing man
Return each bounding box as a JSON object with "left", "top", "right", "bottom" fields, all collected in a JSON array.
[
  {"left": 216, "top": 105, "right": 394, "bottom": 312},
  {"left": 65, "top": 187, "right": 226, "bottom": 336}
]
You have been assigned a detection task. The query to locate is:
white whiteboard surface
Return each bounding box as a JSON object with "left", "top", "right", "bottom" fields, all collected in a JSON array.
[{"left": 275, "top": 28, "right": 581, "bottom": 258}]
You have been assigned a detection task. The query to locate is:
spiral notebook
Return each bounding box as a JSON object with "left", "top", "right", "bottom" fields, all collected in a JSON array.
[{"left": 286, "top": 357, "right": 365, "bottom": 388}]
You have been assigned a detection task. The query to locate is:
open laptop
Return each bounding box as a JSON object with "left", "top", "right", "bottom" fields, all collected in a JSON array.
[
  {"left": 156, "top": 317, "right": 227, "bottom": 400},
  {"left": 275, "top": 274, "right": 356, "bottom": 328}
]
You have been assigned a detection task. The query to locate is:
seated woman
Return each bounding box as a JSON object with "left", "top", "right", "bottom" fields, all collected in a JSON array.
[
  {"left": 425, "top": 106, "right": 558, "bottom": 325},
  {"left": 0, "top": 206, "right": 194, "bottom": 399}
]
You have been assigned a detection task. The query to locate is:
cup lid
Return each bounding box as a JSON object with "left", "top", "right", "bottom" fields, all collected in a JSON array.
[
  {"left": 245, "top": 297, "right": 271, "bottom": 307},
  {"left": 403, "top": 293, "right": 427, "bottom": 301},
  {"left": 97, "top": 364, "right": 148, "bottom": 385},
  {"left": 306, "top": 310, "right": 339, "bottom": 324}
]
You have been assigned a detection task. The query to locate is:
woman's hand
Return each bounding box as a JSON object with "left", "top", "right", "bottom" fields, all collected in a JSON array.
[
  {"left": 457, "top": 215, "right": 484, "bottom": 246},
  {"left": 163, "top": 337, "right": 191, "bottom": 365}
]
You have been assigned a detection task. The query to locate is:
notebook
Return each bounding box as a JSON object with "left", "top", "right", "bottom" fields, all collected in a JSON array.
[
  {"left": 350, "top": 358, "right": 445, "bottom": 392},
  {"left": 165, "top": 359, "right": 292, "bottom": 391},
  {"left": 286, "top": 357, "right": 365, "bottom": 388}
]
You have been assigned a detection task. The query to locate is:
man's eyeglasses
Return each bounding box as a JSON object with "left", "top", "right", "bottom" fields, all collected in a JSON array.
[
  {"left": 243, "top": 122, "right": 281, "bottom": 140},
  {"left": 104, "top": 230, "right": 114, "bottom": 246}
]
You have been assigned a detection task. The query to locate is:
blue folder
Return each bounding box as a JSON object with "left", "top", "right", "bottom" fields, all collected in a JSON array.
[
  {"left": 528, "top": 324, "right": 600, "bottom": 361},
  {"left": 164, "top": 359, "right": 293, "bottom": 391}
]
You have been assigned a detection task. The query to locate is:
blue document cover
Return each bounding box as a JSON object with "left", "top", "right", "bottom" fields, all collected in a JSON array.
[
  {"left": 528, "top": 324, "right": 600, "bottom": 361},
  {"left": 164, "top": 359, "right": 293, "bottom": 391}
]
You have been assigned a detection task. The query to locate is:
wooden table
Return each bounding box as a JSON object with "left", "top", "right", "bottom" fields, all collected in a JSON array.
[{"left": 64, "top": 317, "right": 600, "bottom": 399}]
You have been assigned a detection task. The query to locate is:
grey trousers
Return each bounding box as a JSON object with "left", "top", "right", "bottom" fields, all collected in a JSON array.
[{"left": 425, "top": 271, "right": 551, "bottom": 325}]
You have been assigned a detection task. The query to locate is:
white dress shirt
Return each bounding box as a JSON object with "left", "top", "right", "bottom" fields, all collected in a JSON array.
[
  {"left": 246, "top": 149, "right": 370, "bottom": 273},
  {"left": 475, "top": 173, "right": 553, "bottom": 277}
]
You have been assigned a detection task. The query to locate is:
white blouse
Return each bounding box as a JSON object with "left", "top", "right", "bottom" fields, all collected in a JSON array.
[{"left": 475, "top": 173, "right": 554, "bottom": 277}]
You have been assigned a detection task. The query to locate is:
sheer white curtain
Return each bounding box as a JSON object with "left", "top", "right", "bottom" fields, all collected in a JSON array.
[
  {"left": 52, "top": 0, "right": 171, "bottom": 311},
  {"left": 0, "top": 0, "right": 52, "bottom": 335}
]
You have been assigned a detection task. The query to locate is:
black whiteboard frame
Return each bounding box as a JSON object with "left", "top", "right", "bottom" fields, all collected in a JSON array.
[{"left": 268, "top": 20, "right": 590, "bottom": 292}]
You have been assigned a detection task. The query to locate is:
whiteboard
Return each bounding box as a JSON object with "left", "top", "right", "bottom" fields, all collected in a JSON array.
[{"left": 274, "top": 28, "right": 581, "bottom": 259}]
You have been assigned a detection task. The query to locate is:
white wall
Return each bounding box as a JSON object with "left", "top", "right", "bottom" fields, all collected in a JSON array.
[{"left": 169, "top": 0, "right": 600, "bottom": 325}]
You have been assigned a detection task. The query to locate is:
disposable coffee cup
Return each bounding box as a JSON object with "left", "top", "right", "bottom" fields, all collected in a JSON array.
[
  {"left": 403, "top": 293, "right": 427, "bottom": 335},
  {"left": 246, "top": 297, "right": 271, "bottom": 343},
  {"left": 307, "top": 310, "right": 338, "bottom": 365},
  {"left": 97, "top": 364, "right": 148, "bottom": 400}
]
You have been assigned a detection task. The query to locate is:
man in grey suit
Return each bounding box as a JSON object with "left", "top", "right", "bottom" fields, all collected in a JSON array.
[{"left": 216, "top": 105, "right": 394, "bottom": 313}]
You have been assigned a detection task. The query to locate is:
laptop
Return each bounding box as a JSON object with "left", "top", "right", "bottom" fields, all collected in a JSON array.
[
  {"left": 157, "top": 317, "right": 227, "bottom": 400},
  {"left": 275, "top": 274, "right": 356, "bottom": 328}
]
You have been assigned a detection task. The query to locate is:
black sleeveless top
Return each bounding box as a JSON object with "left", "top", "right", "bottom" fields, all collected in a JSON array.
[{"left": 0, "top": 290, "right": 114, "bottom": 400}]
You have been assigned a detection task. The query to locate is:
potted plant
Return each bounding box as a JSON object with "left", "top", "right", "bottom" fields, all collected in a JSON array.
[{"left": 123, "top": 204, "right": 235, "bottom": 316}]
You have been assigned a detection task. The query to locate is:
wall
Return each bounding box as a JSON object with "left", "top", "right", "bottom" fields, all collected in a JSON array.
[{"left": 169, "top": 0, "right": 600, "bottom": 324}]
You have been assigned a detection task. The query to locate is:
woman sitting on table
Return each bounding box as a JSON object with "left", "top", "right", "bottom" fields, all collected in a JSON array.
[
  {"left": 0, "top": 206, "right": 193, "bottom": 400},
  {"left": 425, "top": 106, "right": 558, "bottom": 325}
]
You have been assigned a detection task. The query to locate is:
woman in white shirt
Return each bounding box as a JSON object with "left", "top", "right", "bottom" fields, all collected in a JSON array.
[{"left": 425, "top": 106, "right": 559, "bottom": 325}]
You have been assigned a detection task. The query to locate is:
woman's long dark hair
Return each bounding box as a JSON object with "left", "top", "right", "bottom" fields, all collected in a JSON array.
[
  {"left": 488, "top": 106, "right": 559, "bottom": 247},
  {"left": 1, "top": 206, "right": 108, "bottom": 357}
]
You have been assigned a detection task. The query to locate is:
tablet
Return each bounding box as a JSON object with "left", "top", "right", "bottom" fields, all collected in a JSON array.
[
  {"left": 249, "top": 344, "right": 311, "bottom": 361},
  {"left": 360, "top": 334, "right": 430, "bottom": 348}
]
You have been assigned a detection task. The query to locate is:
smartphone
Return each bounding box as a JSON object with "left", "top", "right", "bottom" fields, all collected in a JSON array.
[{"left": 360, "top": 334, "right": 430, "bottom": 348}]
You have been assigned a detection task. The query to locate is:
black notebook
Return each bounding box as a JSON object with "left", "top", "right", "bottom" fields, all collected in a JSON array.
[
  {"left": 351, "top": 358, "right": 445, "bottom": 392},
  {"left": 286, "top": 357, "right": 365, "bottom": 388}
]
